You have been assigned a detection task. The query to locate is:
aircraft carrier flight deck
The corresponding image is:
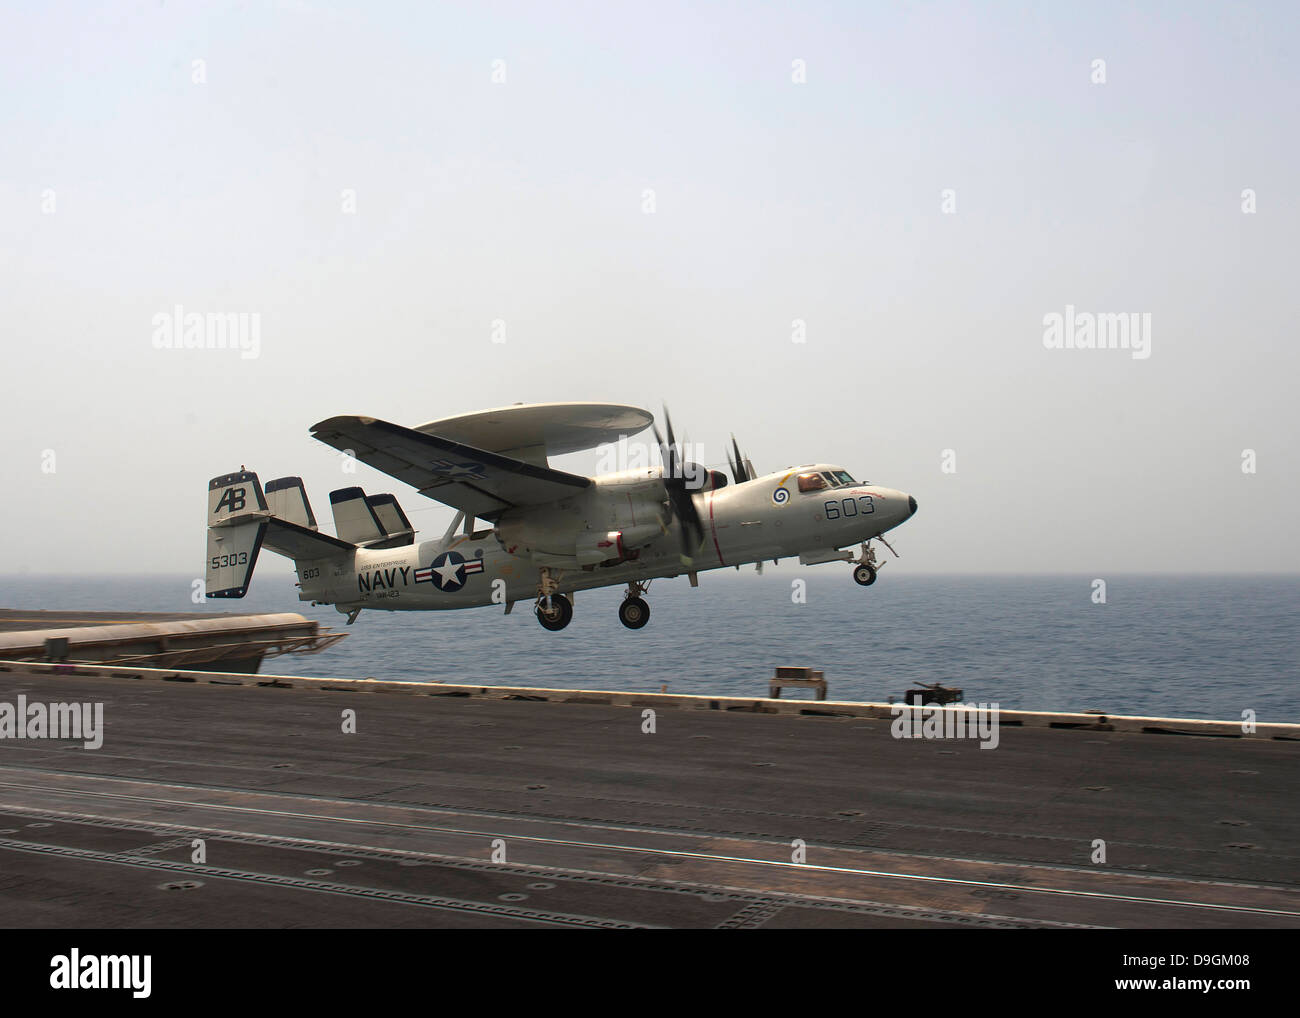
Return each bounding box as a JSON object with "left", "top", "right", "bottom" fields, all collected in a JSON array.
[{"left": 1, "top": 653, "right": 1297, "bottom": 930}]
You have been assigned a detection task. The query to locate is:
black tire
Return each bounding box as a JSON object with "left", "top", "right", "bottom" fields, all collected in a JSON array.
[
  {"left": 618, "top": 596, "right": 650, "bottom": 630},
  {"left": 852, "top": 564, "right": 877, "bottom": 587},
  {"left": 535, "top": 593, "right": 573, "bottom": 631}
]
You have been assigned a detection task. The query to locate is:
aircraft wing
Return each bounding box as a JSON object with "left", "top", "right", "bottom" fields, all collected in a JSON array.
[{"left": 310, "top": 416, "right": 592, "bottom": 519}]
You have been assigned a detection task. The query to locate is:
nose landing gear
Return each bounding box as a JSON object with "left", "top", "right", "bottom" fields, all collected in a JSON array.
[
  {"left": 618, "top": 579, "right": 651, "bottom": 629},
  {"left": 851, "top": 537, "right": 897, "bottom": 587}
]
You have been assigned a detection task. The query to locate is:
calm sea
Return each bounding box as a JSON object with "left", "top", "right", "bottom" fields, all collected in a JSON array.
[{"left": 1, "top": 573, "right": 1295, "bottom": 722}]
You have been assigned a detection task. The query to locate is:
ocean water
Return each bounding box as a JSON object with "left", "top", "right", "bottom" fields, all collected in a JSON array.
[{"left": 1, "top": 573, "right": 1295, "bottom": 722}]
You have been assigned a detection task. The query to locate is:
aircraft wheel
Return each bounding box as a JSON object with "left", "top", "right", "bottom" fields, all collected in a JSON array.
[
  {"left": 535, "top": 593, "right": 573, "bottom": 631},
  {"left": 852, "top": 564, "right": 877, "bottom": 587},
  {"left": 618, "top": 596, "right": 650, "bottom": 630}
]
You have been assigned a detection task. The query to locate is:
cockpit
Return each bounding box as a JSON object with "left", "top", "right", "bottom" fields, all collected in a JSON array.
[{"left": 796, "top": 469, "right": 863, "bottom": 493}]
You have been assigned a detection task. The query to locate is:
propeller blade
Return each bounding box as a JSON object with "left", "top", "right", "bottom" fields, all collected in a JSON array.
[
  {"left": 663, "top": 407, "right": 680, "bottom": 481},
  {"left": 666, "top": 479, "right": 703, "bottom": 559},
  {"left": 654, "top": 405, "right": 703, "bottom": 562}
]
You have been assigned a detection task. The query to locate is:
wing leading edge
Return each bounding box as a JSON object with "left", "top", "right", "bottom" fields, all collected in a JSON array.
[{"left": 309, "top": 415, "right": 592, "bottom": 519}]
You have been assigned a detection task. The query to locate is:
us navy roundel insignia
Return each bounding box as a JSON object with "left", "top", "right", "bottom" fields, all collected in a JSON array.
[{"left": 414, "top": 551, "right": 485, "bottom": 591}]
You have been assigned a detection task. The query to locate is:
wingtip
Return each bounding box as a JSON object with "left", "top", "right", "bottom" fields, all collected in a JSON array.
[{"left": 310, "top": 414, "right": 377, "bottom": 433}]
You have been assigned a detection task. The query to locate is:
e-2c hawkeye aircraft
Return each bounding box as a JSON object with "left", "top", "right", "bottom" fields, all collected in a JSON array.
[{"left": 205, "top": 402, "right": 918, "bottom": 630}]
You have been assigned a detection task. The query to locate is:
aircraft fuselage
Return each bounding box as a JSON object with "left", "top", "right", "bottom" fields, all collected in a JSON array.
[{"left": 304, "top": 464, "right": 915, "bottom": 612}]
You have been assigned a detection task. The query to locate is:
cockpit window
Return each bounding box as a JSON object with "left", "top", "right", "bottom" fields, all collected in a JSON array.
[
  {"left": 833, "top": 470, "right": 856, "bottom": 485},
  {"left": 797, "top": 473, "right": 827, "bottom": 493}
]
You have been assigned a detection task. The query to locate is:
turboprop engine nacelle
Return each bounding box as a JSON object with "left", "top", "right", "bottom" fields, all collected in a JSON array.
[
  {"left": 574, "top": 524, "right": 663, "bottom": 566},
  {"left": 496, "top": 503, "right": 663, "bottom": 568}
]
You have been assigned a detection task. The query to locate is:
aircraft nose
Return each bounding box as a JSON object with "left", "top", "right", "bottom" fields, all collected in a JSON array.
[{"left": 908, "top": 495, "right": 917, "bottom": 516}]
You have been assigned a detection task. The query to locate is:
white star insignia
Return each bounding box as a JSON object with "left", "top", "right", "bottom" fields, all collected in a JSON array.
[{"left": 434, "top": 558, "right": 464, "bottom": 585}]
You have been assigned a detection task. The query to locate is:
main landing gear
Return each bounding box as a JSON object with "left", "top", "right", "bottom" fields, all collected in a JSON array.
[
  {"left": 535, "top": 592, "right": 573, "bottom": 631},
  {"left": 618, "top": 580, "right": 651, "bottom": 630},
  {"left": 534, "top": 566, "right": 574, "bottom": 631},
  {"left": 531, "top": 571, "right": 655, "bottom": 631}
]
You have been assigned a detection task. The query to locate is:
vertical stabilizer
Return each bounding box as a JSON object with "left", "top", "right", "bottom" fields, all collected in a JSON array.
[
  {"left": 265, "top": 476, "right": 318, "bottom": 530},
  {"left": 206, "top": 470, "right": 268, "bottom": 597}
]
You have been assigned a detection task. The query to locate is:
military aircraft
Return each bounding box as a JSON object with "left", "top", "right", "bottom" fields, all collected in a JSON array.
[{"left": 205, "top": 402, "right": 918, "bottom": 630}]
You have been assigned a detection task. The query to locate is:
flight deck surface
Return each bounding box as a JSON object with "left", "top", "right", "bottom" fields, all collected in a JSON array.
[{"left": 0, "top": 665, "right": 1296, "bottom": 929}]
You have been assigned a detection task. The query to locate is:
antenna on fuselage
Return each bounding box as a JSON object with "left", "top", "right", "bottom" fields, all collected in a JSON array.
[{"left": 727, "top": 434, "right": 756, "bottom": 484}]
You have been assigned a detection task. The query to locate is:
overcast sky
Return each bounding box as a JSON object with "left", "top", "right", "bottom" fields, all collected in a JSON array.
[{"left": 2, "top": 0, "right": 1297, "bottom": 577}]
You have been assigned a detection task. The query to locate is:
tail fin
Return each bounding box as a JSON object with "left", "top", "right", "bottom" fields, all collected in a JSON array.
[
  {"left": 264, "top": 476, "right": 318, "bottom": 531},
  {"left": 330, "top": 486, "right": 415, "bottom": 548},
  {"left": 329, "top": 486, "right": 384, "bottom": 545},
  {"left": 208, "top": 470, "right": 360, "bottom": 599},
  {"left": 206, "top": 470, "right": 268, "bottom": 598},
  {"left": 367, "top": 493, "right": 415, "bottom": 547}
]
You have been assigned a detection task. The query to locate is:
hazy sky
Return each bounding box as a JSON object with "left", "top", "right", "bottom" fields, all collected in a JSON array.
[{"left": 2, "top": 0, "right": 1297, "bottom": 577}]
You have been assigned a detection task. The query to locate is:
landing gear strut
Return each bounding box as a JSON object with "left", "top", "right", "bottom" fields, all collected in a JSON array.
[{"left": 618, "top": 580, "right": 651, "bottom": 629}]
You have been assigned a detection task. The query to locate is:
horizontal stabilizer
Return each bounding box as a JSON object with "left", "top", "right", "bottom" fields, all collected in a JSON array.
[{"left": 261, "top": 517, "right": 355, "bottom": 560}]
